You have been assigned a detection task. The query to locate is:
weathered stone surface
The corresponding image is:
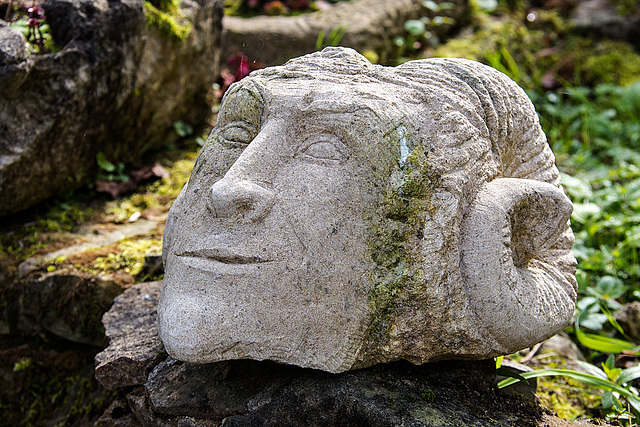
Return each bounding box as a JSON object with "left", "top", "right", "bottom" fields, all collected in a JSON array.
[
  {"left": 95, "top": 281, "right": 164, "bottom": 390},
  {"left": 0, "top": 0, "right": 223, "bottom": 217},
  {"left": 159, "top": 47, "right": 577, "bottom": 373},
  {"left": 223, "top": 0, "right": 470, "bottom": 66},
  {"left": 0, "top": 22, "right": 29, "bottom": 64},
  {"left": 0, "top": 23, "right": 32, "bottom": 98},
  {"left": 16, "top": 270, "right": 124, "bottom": 345},
  {"left": 0, "top": 217, "right": 164, "bottom": 342},
  {"left": 95, "top": 398, "right": 142, "bottom": 427},
  {"left": 143, "top": 358, "right": 542, "bottom": 426}
]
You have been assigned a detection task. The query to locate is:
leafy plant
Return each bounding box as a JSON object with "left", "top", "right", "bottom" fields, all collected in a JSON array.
[
  {"left": 2, "top": 0, "right": 54, "bottom": 52},
  {"left": 499, "top": 358, "right": 640, "bottom": 425},
  {"left": 484, "top": 46, "right": 521, "bottom": 83},
  {"left": 214, "top": 52, "right": 262, "bottom": 101},
  {"left": 224, "top": 0, "right": 348, "bottom": 16},
  {"left": 528, "top": 82, "right": 640, "bottom": 300},
  {"left": 574, "top": 305, "right": 639, "bottom": 355},
  {"left": 499, "top": 80, "right": 640, "bottom": 422},
  {"left": 173, "top": 121, "right": 194, "bottom": 138},
  {"left": 393, "top": 0, "right": 456, "bottom": 62},
  {"left": 96, "top": 152, "right": 129, "bottom": 182}
]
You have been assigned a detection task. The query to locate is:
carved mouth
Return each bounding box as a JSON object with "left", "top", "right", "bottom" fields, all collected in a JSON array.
[{"left": 177, "top": 248, "right": 272, "bottom": 264}]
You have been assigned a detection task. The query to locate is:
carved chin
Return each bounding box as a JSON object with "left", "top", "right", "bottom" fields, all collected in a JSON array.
[
  {"left": 157, "top": 294, "right": 214, "bottom": 363},
  {"left": 158, "top": 255, "right": 369, "bottom": 372}
]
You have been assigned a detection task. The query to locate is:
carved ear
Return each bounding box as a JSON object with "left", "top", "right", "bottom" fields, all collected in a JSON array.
[{"left": 461, "top": 178, "right": 577, "bottom": 353}]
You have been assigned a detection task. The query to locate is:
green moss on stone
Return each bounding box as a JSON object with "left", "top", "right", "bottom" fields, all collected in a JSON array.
[
  {"left": 144, "top": 1, "right": 192, "bottom": 42},
  {"left": 363, "top": 131, "right": 436, "bottom": 352},
  {"left": 92, "top": 238, "right": 162, "bottom": 276},
  {"left": 612, "top": 0, "right": 640, "bottom": 15},
  {"left": 580, "top": 40, "right": 640, "bottom": 86}
]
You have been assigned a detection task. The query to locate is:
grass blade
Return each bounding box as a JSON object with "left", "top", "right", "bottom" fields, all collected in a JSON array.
[{"left": 498, "top": 368, "right": 638, "bottom": 404}]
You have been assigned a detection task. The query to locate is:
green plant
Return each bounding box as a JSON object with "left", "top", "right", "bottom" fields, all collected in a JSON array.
[
  {"left": 96, "top": 152, "right": 129, "bottom": 182},
  {"left": 173, "top": 120, "right": 194, "bottom": 138},
  {"left": 484, "top": 46, "right": 521, "bottom": 84},
  {"left": 499, "top": 357, "right": 640, "bottom": 425},
  {"left": 493, "top": 79, "right": 640, "bottom": 422},
  {"left": 315, "top": 25, "right": 346, "bottom": 50},
  {"left": 574, "top": 305, "right": 639, "bottom": 355},
  {"left": 392, "top": 0, "right": 456, "bottom": 62},
  {"left": 528, "top": 82, "right": 640, "bottom": 299},
  {"left": 2, "top": 0, "right": 56, "bottom": 53}
]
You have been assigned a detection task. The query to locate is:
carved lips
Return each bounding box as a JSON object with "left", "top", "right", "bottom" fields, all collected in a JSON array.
[{"left": 177, "top": 248, "right": 272, "bottom": 265}]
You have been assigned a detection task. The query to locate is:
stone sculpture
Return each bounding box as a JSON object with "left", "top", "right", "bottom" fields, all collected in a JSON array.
[{"left": 159, "top": 47, "right": 577, "bottom": 373}]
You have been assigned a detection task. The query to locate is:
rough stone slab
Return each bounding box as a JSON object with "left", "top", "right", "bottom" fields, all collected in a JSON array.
[
  {"left": 35, "top": 220, "right": 159, "bottom": 266},
  {"left": 16, "top": 271, "right": 124, "bottom": 345},
  {"left": 1, "top": 216, "right": 164, "bottom": 342},
  {"left": 91, "top": 280, "right": 604, "bottom": 426},
  {"left": 95, "top": 398, "right": 142, "bottom": 427},
  {"left": 144, "top": 357, "right": 543, "bottom": 426},
  {"left": 95, "top": 281, "right": 165, "bottom": 390}
]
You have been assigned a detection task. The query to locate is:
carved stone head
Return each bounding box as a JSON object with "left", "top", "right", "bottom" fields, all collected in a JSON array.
[{"left": 159, "top": 47, "right": 577, "bottom": 373}]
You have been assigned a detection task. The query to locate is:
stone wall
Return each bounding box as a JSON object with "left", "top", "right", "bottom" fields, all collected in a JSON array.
[{"left": 0, "top": 0, "right": 223, "bottom": 217}]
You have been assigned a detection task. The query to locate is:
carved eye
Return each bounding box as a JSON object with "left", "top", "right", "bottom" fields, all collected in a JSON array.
[
  {"left": 301, "top": 135, "right": 347, "bottom": 163},
  {"left": 221, "top": 121, "right": 256, "bottom": 146}
]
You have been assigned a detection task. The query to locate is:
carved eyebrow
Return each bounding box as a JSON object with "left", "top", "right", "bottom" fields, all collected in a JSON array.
[
  {"left": 297, "top": 95, "right": 379, "bottom": 117},
  {"left": 224, "top": 79, "right": 267, "bottom": 107}
]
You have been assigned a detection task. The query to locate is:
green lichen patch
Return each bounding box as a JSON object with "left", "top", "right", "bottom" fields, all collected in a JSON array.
[
  {"left": 92, "top": 237, "right": 163, "bottom": 277},
  {"left": 144, "top": 1, "right": 192, "bottom": 42},
  {"left": 363, "top": 140, "right": 437, "bottom": 355},
  {"left": 0, "top": 203, "right": 100, "bottom": 277}
]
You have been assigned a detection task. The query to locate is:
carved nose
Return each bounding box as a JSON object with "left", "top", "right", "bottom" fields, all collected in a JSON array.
[{"left": 207, "top": 179, "right": 275, "bottom": 223}]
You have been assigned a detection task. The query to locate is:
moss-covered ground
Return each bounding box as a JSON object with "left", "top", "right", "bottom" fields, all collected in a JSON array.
[{"left": 0, "top": 137, "right": 202, "bottom": 426}]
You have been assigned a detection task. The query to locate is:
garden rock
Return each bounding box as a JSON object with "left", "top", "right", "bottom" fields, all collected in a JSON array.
[
  {"left": 143, "top": 358, "right": 533, "bottom": 426},
  {"left": 222, "top": 0, "right": 470, "bottom": 66},
  {"left": 16, "top": 269, "right": 124, "bottom": 346},
  {"left": 572, "top": 0, "right": 640, "bottom": 51},
  {"left": 159, "top": 47, "right": 577, "bottom": 373},
  {"left": 0, "top": 0, "right": 223, "bottom": 217},
  {"left": 0, "top": 23, "right": 32, "bottom": 97},
  {"left": 95, "top": 280, "right": 164, "bottom": 389},
  {"left": 1, "top": 216, "right": 164, "bottom": 343}
]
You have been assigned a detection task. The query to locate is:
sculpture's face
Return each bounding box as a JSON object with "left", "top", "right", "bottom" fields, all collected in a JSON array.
[
  {"left": 159, "top": 80, "right": 399, "bottom": 371},
  {"left": 160, "top": 49, "right": 577, "bottom": 373}
]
